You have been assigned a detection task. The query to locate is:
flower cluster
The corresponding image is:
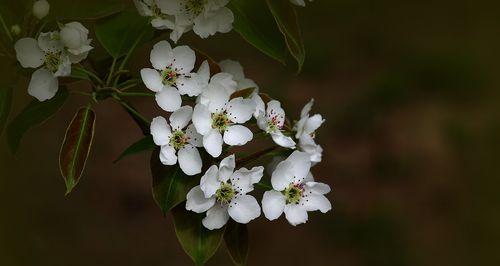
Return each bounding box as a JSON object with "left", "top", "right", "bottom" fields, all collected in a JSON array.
[
  {"left": 14, "top": 20, "right": 93, "bottom": 101},
  {"left": 135, "top": 0, "right": 234, "bottom": 42},
  {"left": 144, "top": 40, "right": 331, "bottom": 228}
]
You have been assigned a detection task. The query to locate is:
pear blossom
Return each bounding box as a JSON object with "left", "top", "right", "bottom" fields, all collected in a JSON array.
[
  {"left": 59, "top": 22, "right": 93, "bottom": 63},
  {"left": 140, "top": 40, "right": 207, "bottom": 112},
  {"left": 150, "top": 106, "right": 204, "bottom": 175},
  {"left": 186, "top": 154, "right": 263, "bottom": 230},
  {"left": 294, "top": 99, "right": 325, "bottom": 164},
  {"left": 33, "top": 0, "right": 50, "bottom": 19},
  {"left": 134, "top": 0, "right": 177, "bottom": 31},
  {"left": 192, "top": 93, "right": 256, "bottom": 157},
  {"left": 15, "top": 32, "right": 71, "bottom": 101},
  {"left": 257, "top": 100, "right": 296, "bottom": 148},
  {"left": 290, "top": 0, "right": 313, "bottom": 7},
  {"left": 157, "top": 0, "right": 234, "bottom": 42},
  {"left": 262, "top": 151, "right": 331, "bottom": 226}
]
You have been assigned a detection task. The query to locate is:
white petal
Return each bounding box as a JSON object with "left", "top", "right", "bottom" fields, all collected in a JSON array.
[
  {"left": 150, "top": 116, "right": 172, "bottom": 145},
  {"left": 303, "top": 114, "right": 325, "bottom": 135},
  {"left": 287, "top": 151, "right": 312, "bottom": 184},
  {"left": 305, "top": 181, "right": 331, "bottom": 195},
  {"left": 37, "top": 32, "right": 63, "bottom": 53},
  {"left": 270, "top": 132, "right": 296, "bottom": 149},
  {"left": 158, "top": 0, "right": 183, "bottom": 15},
  {"left": 186, "top": 186, "right": 215, "bottom": 213},
  {"left": 226, "top": 97, "right": 256, "bottom": 123},
  {"left": 202, "top": 203, "right": 229, "bottom": 230},
  {"left": 210, "top": 72, "right": 237, "bottom": 95},
  {"left": 262, "top": 190, "right": 286, "bottom": 220},
  {"left": 172, "top": 45, "right": 196, "bottom": 74},
  {"left": 218, "top": 154, "right": 235, "bottom": 182},
  {"left": 223, "top": 125, "right": 253, "bottom": 146},
  {"left": 228, "top": 195, "right": 261, "bottom": 224},
  {"left": 177, "top": 75, "right": 202, "bottom": 97},
  {"left": 231, "top": 166, "right": 263, "bottom": 194},
  {"left": 27, "top": 68, "right": 58, "bottom": 101},
  {"left": 192, "top": 103, "right": 212, "bottom": 135},
  {"left": 193, "top": 7, "right": 234, "bottom": 38},
  {"left": 302, "top": 194, "right": 332, "bottom": 213},
  {"left": 53, "top": 54, "right": 72, "bottom": 77},
  {"left": 219, "top": 59, "right": 244, "bottom": 81},
  {"left": 150, "top": 40, "right": 173, "bottom": 70},
  {"left": 300, "top": 98, "right": 314, "bottom": 118},
  {"left": 15, "top": 38, "right": 44, "bottom": 68},
  {"left": 186, "top": 124, "right": 203, "bottom": 147},
  {"left": 140, "top": 68, "right": 163, "bottom": 92},
  {"left": 178, "top": 145, "right": 202, "bottom": 176},
  {"left": 200, "top": 165, "right": 220, "bottom": 198},
  {"left": 159, "top": 144, "right": 177, "bottom": 165},
  {"left": 203, "top": 129, "right": 223, "bottom": 158},
  {"left": 169, "top": 105, "right": 193, "bottom": 130},
  {"left": 237, "top": 78, "right": 258, "bottom": 91},
  {"left": 155, "top": 86, "right": 182, "bottom": 112},
  {"left": 201, "top": 81, "right": 230, "bottom": 113},
  {"left": 284, "top": 204, "right": 308, "bottom": 226},
  {"left": 251, "top": 93, "right": 265, "bottom": 118},
  {"left": 271, "top": 160, "right": 294, "bottom": 191}
]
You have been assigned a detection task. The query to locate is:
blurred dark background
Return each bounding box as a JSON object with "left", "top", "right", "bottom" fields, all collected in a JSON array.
[{"left": 1, "top": 0, "right": 500, "bottom": 265}]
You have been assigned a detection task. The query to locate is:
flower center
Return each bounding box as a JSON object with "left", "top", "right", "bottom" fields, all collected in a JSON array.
[
  {"left": 211, "top": 113, "right": 230, "bottom": 132},
  {"left": 169, "top": 130, "right": 188, "bottom": 150},
  {"left": 283, "top": 183, "right": 304, "bottom": 205},
  {"left": 266, "top": 111, "right": 283, "bottom": 133},
  {"left": 161, "top": 67, "right": 178, "bottom": 86},
  {"left": 215, "top": 182, "right": 235, "bottom": 205},
  {"left": 184, "top": 0, "right": 207, "bottom": 17},
  {"left": 44, "top": 51, "right": 62, "bottom": 73}
]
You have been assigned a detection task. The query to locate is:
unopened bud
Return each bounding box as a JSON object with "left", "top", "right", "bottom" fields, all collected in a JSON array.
[
  {"left": 11, "top": 25, "right": 21, "bottom": 36},
  {"left": 33, "top": 0, "right": 50, "bottom": 20}
]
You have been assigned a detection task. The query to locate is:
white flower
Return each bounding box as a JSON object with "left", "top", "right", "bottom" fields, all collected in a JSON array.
[
  {"left": 15, "top": 32, "right": 71, "bottom": 101},
  {"left": 294, "top": 99, "right": 325, "bottom": 164},
  {"left": 186, "top": 154, "right": 263, "bottom": 230},
  {"left": 33, "top": 0, "right": 50, "bottom": 19},
  {"left": 157, "top": 0, "right": 234, "bottom": 41},
  {"left": 290, "top": 0, "right": 313, "bottom": 7},
  {"left": 219, "top": 59, "right": 258, "bottom": 91},
  {"left": 257, "top": 100, "right": 296, "bottom": 148},
  {"left": 192, "top": 93, "right": 256, "bottom": 157},
  {"left": 134, "top": 0, "right": 177, "bottom": 31},
  {"left": 140, "top": 40, "right": 207, "bottom": 112},
  {"left": 262, "top": 151, "right": 331, "bottom": 226},
  {"left": 59, "top": 22, "right": 93, "bottom": 63},
  {"left": 150, "top": 106, "right": 204, "bottom": 175}
]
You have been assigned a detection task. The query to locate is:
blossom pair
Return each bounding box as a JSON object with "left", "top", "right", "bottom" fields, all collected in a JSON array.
[
  {"left": 15, "top": 22, "right": 93, "bottom": 101},
  {"left": 134, "top": 0, "right": 234, "bottom": 42}
]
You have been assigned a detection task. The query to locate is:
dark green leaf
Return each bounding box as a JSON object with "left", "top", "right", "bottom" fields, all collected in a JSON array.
[
  {"left": 59, "top": 106, "right": 96, "bottom": 195},
  {"left": 0, "top": 86, "right": 13, "bottom": 137},
  {"left": 266, "top": 0, "right": 306, "bottom": 72},
  {"left": 7, "top": 88, "right": 69, "bottom": 153},
  {"left": 150, "top": 149, "right": 198, "bottom": 215},
  {"left": 114, "top": 135, "right": 155, "bottom": 163},
  {"left": 172, "top": 204, "right": 225, "bottom": 266},
  {"left": 50, "top": 0, "right": 124, "bottom": 21},
  {"left": 228, "top": 0, "right": 287, "bottom": 64},
  {"left": 95, "top": 9, "right": 154, "bottom": 58},
  {"left": 224, "top": 221, "right": 249, "bottom": 266}
]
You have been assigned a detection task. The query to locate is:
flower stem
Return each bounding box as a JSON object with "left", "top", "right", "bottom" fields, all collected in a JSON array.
[
  {"left": 74, "top": 66, "right": 104, "bottom": 85},
  {"left": 106, "top": 57, "right": 117, "bottom": 85},
  {"left": 0, "top": 13, "right": 13, "bottom": 42},
  {"left": 120, "top": 92, "right": 155, "bottom": 97}
]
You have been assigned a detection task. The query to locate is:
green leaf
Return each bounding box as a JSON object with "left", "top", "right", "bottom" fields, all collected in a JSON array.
[
  {"left": 150, "top": 149, "right": 198, "bottom": 215},
  {"left": 6, "top": 88, "right": 69, "bottom": 153},
  {"left": 114, "top": 135, "right": 155, "bottom": 163},
  {"left": 95, "top": 9, "right": 154, "bottom": 58},
  {"left": 224, "top": 221, "right": 249, "bottom": 266},
  {"left": 0, "top": 86, "right": 13, "bottom": 137},
  {"left": 228, "top": 0, "right": 287, "bottom": 64},
  {"left": 266, "top": 0, "right": 306, "bottom": 72},
  {"left": 59, "top": 106, "right": 96, "bottom": 195},
  {"left": 50, "top": 0, "right": 125, "bottom": 21},
  {"left": 172, "top": 204, "right": 226, "bottom": 266},
  {"left": 69, "top": 68, "right": 90, "bottom": 81}
]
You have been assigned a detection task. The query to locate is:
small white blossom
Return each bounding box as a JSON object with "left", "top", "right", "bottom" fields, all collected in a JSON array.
[
  {"left": 294, "top": 99, "right": 325, "bottom": 164},
  {"left": 134, "top": 0, "right": 177, "bottom": 31},
  {"left": 192, "top": 86, "right": 256, "bottom": 157},
  {"left": 33, "top": 0, "right": 50, "bottom": 19},
  {"left": 186, "top": 154, "right": 263, "bottom": 230},
  {"left": 257, "top": 100, "right": 296, "bottom": 148},
  {"left": 150, "top": 106, "right": 204, "bottom": 175},
  {"left": 157, "top": 0, "right": 234, "bottom": 42},
  {"left": 59, "top": 22, "right": 93, "bottom": 63},
  {"left": 290, "top": 0, "right": 313, "bottom": 7},
  {"left": 262, "top": 151, "right": 331, "bottom": 226},
  {"left": 15, "top": 32, "right": 71, "bottom": 101},
  {"left": 141, "top": 40, "right": 208, "bottom": 112}
]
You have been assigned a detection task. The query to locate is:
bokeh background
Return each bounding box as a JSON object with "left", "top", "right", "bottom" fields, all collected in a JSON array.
[{"left": 1, "top": 0, "right": 500, "bottom": 265}]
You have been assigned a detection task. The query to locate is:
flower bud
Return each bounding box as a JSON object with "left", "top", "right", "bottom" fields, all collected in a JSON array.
[
  {"left": 11, "top": 25, "right": 21, "bottom": 36},
  {"left": 33, "top": 0, "right": 50, "bottom": 19},
  {"left": 60, "top": 22, "right": 90, "bottom": 52}
]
